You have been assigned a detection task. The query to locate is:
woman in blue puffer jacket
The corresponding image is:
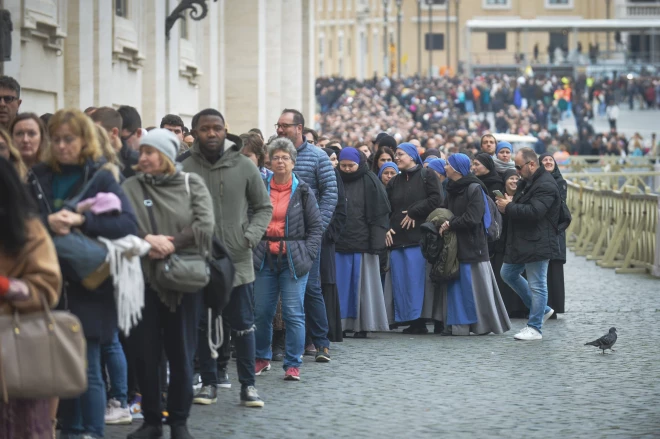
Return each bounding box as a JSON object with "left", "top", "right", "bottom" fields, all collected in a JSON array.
[{"left": 252, "top": 138, "right": 323, "bottom": 382}]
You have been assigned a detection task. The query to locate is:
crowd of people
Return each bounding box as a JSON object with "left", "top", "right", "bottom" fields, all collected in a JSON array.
[
  {"left": 315, "top": 74, "right": 660, "bottom": 160},
  {"left": 3, "top": 69, "right": 571, "bottom": 439}
]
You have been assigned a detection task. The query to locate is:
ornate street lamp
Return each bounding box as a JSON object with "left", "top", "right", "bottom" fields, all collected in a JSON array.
[{"left": 165, "top": 0, "right": 218, "bottom": 40}]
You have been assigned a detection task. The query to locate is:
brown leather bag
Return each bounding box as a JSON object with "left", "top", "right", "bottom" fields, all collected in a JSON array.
[{"left": 0, "top": 295, "right": 87, "bottom": 402}]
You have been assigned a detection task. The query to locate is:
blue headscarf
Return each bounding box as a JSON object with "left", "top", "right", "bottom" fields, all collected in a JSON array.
[
  {"left": 338, "top": 147, "right": 361, "bottom": 164},
  {"left": 448, "top": 153, "right": 471, "bottom": 176},
  {"left": 396, "top": 142, "right": 422, "bottom": 166},
  {"left": 496, "top": 141, "right": 512, "bottom": 155},
  {"left": 427, "top": 158, "right": 447, "bottom": 176},
  {"left": 424, "top": 156, "right": 437, "bottom": 165},
  {"left": 378, "top": 161, "right": 399, "bottom": 179}
]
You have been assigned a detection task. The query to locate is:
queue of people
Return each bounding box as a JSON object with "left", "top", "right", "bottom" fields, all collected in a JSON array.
[{"left": 1, "top": 71, "right": 567, "bottom": 439}]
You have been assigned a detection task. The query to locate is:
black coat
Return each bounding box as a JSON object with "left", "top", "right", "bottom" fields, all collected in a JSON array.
[
  {"left": 447, "top": 179, "right": 490, "bottom": 263},
  {"left": 503, "top": 167, "right": 561, "bottom": 264},
  {"left": 478, "top": 172, "right": 505, "bottom": 202},
  {"left": 28, "top": 160, "right": 139, "bottom": 343},
  {"left": 119, "top": 139, "right": 139, "bottom": 179},
  {"left": 253, "top": 173, "right": 323, "bottom": 279},
  {"left": 386, "top": 166, "right": 444, "bottom": 248},
  {"left": 320, "top": 169, "right": 347, "bottom": 284}
]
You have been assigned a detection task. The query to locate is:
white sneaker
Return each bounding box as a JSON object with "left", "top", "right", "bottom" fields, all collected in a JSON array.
[
  {"left": 514, "top": 326, "right": 542, "bottom": 341},
  {"left": 105, "top": 398, "right": 132, "bottom": 425},
  {"left": 543, "top": 308, "right": 555, "bottom": 323}
]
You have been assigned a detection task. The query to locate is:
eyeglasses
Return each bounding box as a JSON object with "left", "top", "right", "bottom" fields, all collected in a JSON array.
[
  {"left": 271, "top": 156, "right": 291, "bottom": 162},
  {"left": 122, "top": 129, "right": 138, "bottom": 142},
  {"left": 274, "top": 123, "right": 300, "bottom": 130},
  {"left": 515, "top": 161, "right": 532, "bottom": 171},
  {"left": 394, "top": 152, "right": 409, "bottom": 158},
  {"left": 0, "top": 95, "right": 18, "bottom": 104}
]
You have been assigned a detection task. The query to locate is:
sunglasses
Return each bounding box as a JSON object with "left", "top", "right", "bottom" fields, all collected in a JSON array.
[{"left": 515, "top": 161, "right": 532, "bottom": 171}]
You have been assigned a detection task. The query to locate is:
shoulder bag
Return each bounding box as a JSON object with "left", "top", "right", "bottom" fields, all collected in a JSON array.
[
  {"left": 141, "top": 173, "right": 210, "bottom": 293},
  {"left": 0, "top": 294, "right": 87, "bottom": 402}
]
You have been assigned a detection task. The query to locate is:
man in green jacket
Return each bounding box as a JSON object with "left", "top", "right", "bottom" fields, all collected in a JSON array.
[{"left": 180, "top": 108, "right": 272, "bottom": 408}]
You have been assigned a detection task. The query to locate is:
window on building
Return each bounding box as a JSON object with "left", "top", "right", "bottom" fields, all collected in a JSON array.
[
  {"left": 115, "top": 0, "right": 128, "bottom": 17},
  {"left": 545, "top": 0, "right": 573, "bottom": 7},
  {"left": 318, "top": 0, "right": 324, "bottom": 12},
  {"left": 485, "top": 0, "right": 508, "bottom": 5},
  {"left": 487, "top": 32, "right": 506, "bottom": 50},
  {"left": 429, "top": 0, "right": 447, "bottom": 5},
  {"left": 425, "top": 33, "right": 444, "bottom": 51}
]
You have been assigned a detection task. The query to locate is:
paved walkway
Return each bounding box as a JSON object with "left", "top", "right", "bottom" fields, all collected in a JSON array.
[{"left": 105, "top": 251, "right": 660, "bottom": 439}]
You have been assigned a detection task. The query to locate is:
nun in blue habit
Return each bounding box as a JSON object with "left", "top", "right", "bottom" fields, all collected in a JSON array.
[
  {"left": 335, "top": 148, "right": 391, "bottom": 337},
  {"left": 440, "top": 153, "right": 511, "bottom": 336},
  {"left": 382, "top": 143, "right": 444, "bottom": 334}
]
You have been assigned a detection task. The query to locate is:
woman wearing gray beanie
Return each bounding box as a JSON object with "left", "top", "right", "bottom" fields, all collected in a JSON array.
[{"left": 122, "top": 128, "right": 215, "bottom": 439}]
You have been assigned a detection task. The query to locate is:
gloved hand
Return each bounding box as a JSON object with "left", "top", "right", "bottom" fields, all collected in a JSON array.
[{"left": 0, "top": 276, "right": 31, "bottom": 302}]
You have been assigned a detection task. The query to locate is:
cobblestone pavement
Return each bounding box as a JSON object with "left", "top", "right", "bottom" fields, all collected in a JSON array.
[{"left": 104, "top": 251, "right": 660, "bottom": 439}]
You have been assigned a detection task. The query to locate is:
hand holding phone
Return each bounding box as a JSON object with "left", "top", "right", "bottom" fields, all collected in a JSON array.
[{"left": 493, "top": 190, "right": 505, "bottom": 199}]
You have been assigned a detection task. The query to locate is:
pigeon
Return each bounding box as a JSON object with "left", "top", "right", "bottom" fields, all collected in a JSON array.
[{"left": 585, "top": 327, "right": 617, "bottom": 354}]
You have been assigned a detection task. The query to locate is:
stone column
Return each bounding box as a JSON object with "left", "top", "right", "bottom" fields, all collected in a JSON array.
[
  {"left": 94, "top": 0, "right": 113, "bottom": 106},
  {"left": 224, "top": 0, "right": 267, "bottom": 134},
  {"left": 64, "top": 0, "right": 95, "bottom": 109},
  {"left": 199, "top": 0, "right": 221, "bottom": 111},
  {"left": 265, "top": 0, "right": 283, "bottom": 135},
  {"left": 141, "top": 0, "right": 167, "bottom": 126},
  {"left": 280, "top": 0, "right": 303, "bottom": 115},
  {"left": 302, "top": 0, "right": 316, "bottom": 128}
]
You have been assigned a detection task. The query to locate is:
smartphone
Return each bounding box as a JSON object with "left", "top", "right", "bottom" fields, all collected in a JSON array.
[{"left": 493, "top": 190, "right": 505, "bottom": 199}]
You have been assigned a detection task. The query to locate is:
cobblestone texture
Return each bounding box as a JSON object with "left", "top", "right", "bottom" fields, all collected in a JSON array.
[{"left": 103, "top": 251, "right": 660, "bottom": 439}]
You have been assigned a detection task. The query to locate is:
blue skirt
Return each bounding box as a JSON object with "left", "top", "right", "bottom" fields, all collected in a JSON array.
[
  {"left": 336, "top": 253, "right": 361, "bottom": 319},
  {"left": 390, "top": 246, "right": 426, "bottom": 323},
  {"left": 446, "top": 263, "right": 478, "bottom": 326}
]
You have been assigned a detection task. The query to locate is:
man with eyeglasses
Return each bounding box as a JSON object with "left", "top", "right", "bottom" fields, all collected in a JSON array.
[
  {"left": 118, "top": 105, "right": 144, "bottom": 152},
  {"left": 495, "top": 147, "right": 561, "bottom": 341},
  {"left": 0, "top": 76, "right": 22, "bottom": 130},
  {"left": 91, "top": 106, "right": 139, "bottom": 179},
  {"left": 276, "top": 108, "right": 337, "bottom": 363}
]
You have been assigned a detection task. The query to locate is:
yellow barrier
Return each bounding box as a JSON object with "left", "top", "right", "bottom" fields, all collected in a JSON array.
[
  {"left": 567, "top": 180, "right": 659, "bottom": 275},
  {"left": 559, "top": 156, "right": 655, "bottom": 173},
  {"left": 563, "top": 171, "right": 660, "bottom": 194}
]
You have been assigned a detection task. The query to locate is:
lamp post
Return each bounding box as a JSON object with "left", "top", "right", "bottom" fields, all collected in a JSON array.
[
  {"left": 383, "top": 0, "right": 389, "bottom": 76},
  {"left": 417, "top": 0, "right": 422, "bottom": 76},
  {"left": 396, "top": 0, "right": 403, "bottom": 78},
  {"left": 446, "top": 0, "right": 450, "bottom": 71},
  {"left": 165, "top": 0, "right": 218, "bottom": 39},
  {"left": 428, "top": 0, "right": 432, "bottom": 78}
]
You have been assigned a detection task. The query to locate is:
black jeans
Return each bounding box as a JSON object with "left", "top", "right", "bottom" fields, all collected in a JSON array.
[
  {"left": 197, "top": 306, "right": 231, "bottom": 385},
  {"left": 197, "top": 282, "right": 255, "bottom": 389},
  {"left": 130, "top": 287, "right": 201, "bottom": 426}
]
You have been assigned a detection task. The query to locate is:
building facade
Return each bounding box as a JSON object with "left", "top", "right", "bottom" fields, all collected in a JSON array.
[
  {"left": 316, "top": 0, "right": 660, "bottom": 79},
  {"left": 0, "top": 0, "right": 316, "bottom": 134}
]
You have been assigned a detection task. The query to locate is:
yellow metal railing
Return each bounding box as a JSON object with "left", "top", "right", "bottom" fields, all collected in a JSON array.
[
  {"left": 559, "top": 156, "right": 656, "bottom": 173},
  {"left": 567, "top": 180, "right": 659, "bottom": 275},
  {"left": 563, "top": 171, "right": 660, "bottom": 195}
]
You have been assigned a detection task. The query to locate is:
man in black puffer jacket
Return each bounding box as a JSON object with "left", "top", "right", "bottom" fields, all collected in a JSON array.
[{"left": 496, "top": 147, "right": 560, "bottom": 342}]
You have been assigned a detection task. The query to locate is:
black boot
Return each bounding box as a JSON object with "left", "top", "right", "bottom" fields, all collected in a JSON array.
[
  {"left": 127, "top": 423, "right": 163, "bottom": 439},
  {"left": 171, "top": 425, "right": 194, "bottom": 439},
  {"left": 271, "top": 329, "right": 285, "bottom": 362}
]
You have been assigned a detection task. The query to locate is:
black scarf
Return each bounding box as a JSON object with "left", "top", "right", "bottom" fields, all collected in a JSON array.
[
  {"left": 339, "top": 162, "right": 391, "bottom": 229},
  {"left": 478, "top": 171, "right": 504, "bottom": 188},
  {"left": 446, "top": 173, "right": 487, "bottom": 194}
]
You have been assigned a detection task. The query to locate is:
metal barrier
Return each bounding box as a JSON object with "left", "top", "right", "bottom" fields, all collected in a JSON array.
[
  {"left": 566, "top": 180, "right": 659, "bottom": 276},
  {"left": 563, "top": 171, "right": 660, "bottom": 195},
  {"left": 559, "top": 156, "right": 657, "bottom": 173}
]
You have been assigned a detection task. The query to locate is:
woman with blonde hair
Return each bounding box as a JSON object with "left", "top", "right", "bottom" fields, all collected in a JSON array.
[
  {"left": 0, "top": 128, "right": 28, "bottom": 180},
  {"left": 122, "top": 129, "right": 214, "bottom": 439},
  {"left": 28, "top": 108, "right": 138, "bottom": 439}
]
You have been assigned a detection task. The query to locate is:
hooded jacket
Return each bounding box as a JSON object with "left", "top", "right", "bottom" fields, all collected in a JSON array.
[{"left": 179, "top": 134, "right": 273, "bottom": 287}]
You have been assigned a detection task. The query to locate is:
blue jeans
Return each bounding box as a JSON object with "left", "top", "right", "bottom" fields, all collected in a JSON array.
[
  {"left": 304, "top": 251, "right": 330, "bottom": 349},
  {"left": 101, "top": 331, "right": 128, "bottom": 407},
  {"left": 59, "top": 339, "right": 105, "bottom": 438},
  {"left": 254, "top": 264, "right": 309, "bottom": 369},
  {"left": 501, "top": 260, "right": 552, "bottom": 333}
]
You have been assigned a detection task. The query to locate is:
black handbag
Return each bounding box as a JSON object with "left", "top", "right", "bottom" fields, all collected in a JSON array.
[{"left": 140, "top": 174, "right": 209, "bottom": 293}]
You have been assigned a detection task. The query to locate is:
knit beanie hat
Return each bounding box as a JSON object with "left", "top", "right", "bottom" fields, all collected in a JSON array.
[
  {"left": 139, "top": 128, "right": 180, "bottom": 165},
  {"left": 496, "top": 141, "right": 512, "bottom": 154},
  {"left": 475, "top": 152, "right": 496, "bottom": 172},
  {"left": 379, "top": 135, "right": 398, "bottom": 150}
]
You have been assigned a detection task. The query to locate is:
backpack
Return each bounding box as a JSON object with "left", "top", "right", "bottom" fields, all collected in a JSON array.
[
  {"left": 469, "top": 183, "right": 502, "bottom": 242},
  {"left": 420, "top": 222, "right": 442, "bottom": 264}
]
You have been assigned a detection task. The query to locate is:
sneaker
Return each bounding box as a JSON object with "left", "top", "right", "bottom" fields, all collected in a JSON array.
[
  {"left": 105, "top": 398, "right": 132, "bottom": 425},
  {"left": 284, "top": 367, "right": 300, "bottom": 381},
  {"left": 543, "top": 308, "right": 555, "bottom": 323},
  {"left": 193, "top": 385, "right": 217, "bottom": 405},
  {"left": 255, "top": 359, "right": 271, "bottom": 376},
  {"left": 170, "top": 425, "right": 194, "bottom": 439},
  {"left": 192, "top": 373, "right": 202, "bottom": 390},
  {"left": 303, "top": 344, "right": 317, "bottom": 356},
  {"left": 127, "top": 423, "right": 163, "bottom": 439},
  {"left": 240, "top": 386, "right": 264, "bottom": 408},
  {"left": 514, "top": 326, "right": 542, "bottom": 341},
  {"left": 315, "top": 347, "right": 331, "bottom": 363},
  {"left": 217, "top": 369, "right": 231, "bottom": 389}
]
